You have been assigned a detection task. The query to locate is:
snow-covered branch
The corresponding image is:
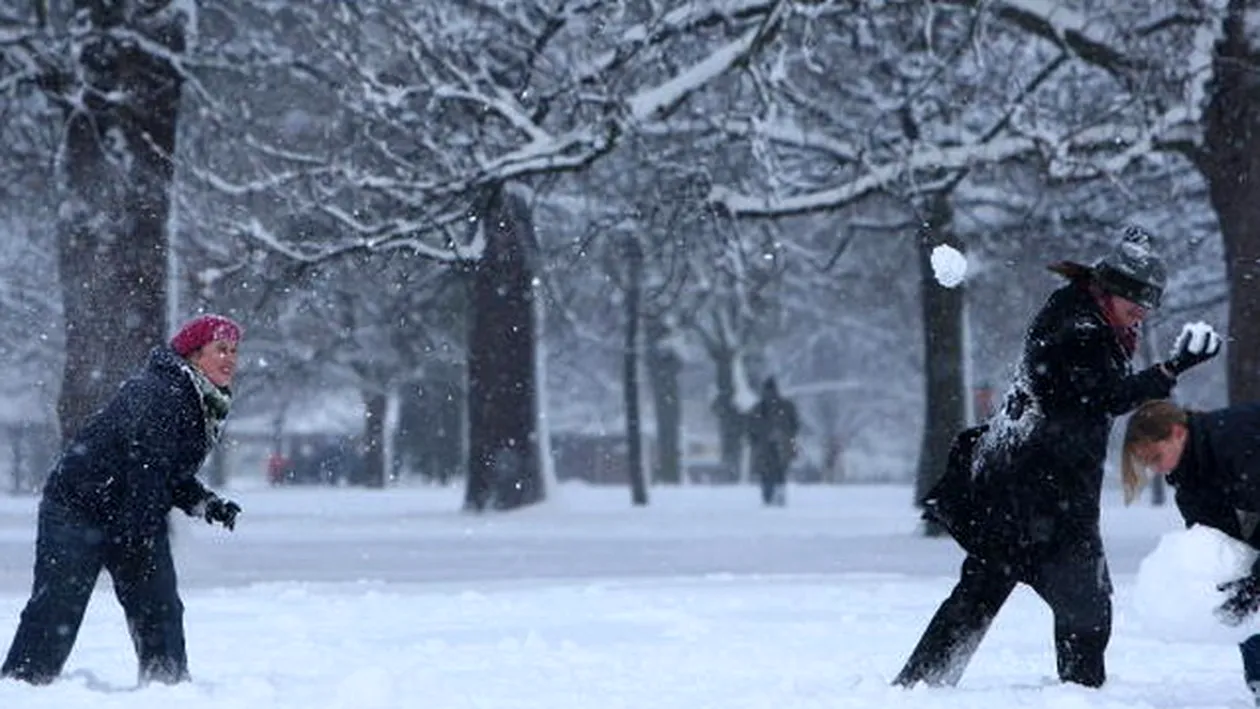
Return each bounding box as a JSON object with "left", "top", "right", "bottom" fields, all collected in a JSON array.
[
  {"left": 640, "top": 116, "right": 861, "bottom": 162},
  {"left": 447, "top": 2, "right": 787, "bottom": 186},
  {"left": 106, "top": 26, "right": 218, "bottom": 108},
  {"left": 230, "top": 207, "right": 474, "bottom": 265},
  {"left": 433, "top": 85, "right": 552, "bottom": 143},
  {"left": 549, "top": 0, "right": 779, "bottom": 102},
  {"left": 183, "top": 162, "right": 333, "bottom": 198},
  {"left": 0, "top": 24, "right": 55, "bottom": 95},
  {"left": 711, "top": 105, "right": 1200, "bottom": 217},
  {"left": 946, "top": 0, "right": 1138, "bottom": 79},
  {"left": 314, "top": 204, "right": 475, "bottom": 261},
  {"left": 628, "top": 0, "right": 787, "bottom": 122}
]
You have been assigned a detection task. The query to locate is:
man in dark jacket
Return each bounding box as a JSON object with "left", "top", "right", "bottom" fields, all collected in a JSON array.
[
  {"left": 2, "top": 314, "right": 244, "bottom": 686},
  {"left": 1121, "top": 398, "right": 1260, "bottom": 703},
  {"left": 746, "top": 377, "right": 800, "bottom": 506},
  {"left": 894, "top": 226, "right": 1220, "bottom": 689}
]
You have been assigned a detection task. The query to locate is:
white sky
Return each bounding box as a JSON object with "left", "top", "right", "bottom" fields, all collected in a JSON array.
[{"left": 0, "top": 482, "right": 1247, "bottom": 708}]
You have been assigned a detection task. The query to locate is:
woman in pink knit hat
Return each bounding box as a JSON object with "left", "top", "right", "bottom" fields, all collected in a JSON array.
[{"left": 2, "top": 314, "right": 245, "bottom": 686}]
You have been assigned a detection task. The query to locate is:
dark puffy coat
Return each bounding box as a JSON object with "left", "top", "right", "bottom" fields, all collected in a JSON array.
[
  {"left": 43, "top": 346, "right": 218, "bottom": 542},
  {"left": 747, "top": 394, "right": 800, "bottom": 467},
  {"left": 928, "top": 281, "right": 1173, "bottom": 567},
  {"left": 1168, "top": 404, "right": 1260, "bottom": 549}
]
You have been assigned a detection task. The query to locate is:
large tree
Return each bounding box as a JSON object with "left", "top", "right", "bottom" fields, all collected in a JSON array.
[
  {"left": 2, "top": 2, "right": 191, "bottom": 438},
  {"left": 464, "top": 184, "right": 545, "bottom": 511}
]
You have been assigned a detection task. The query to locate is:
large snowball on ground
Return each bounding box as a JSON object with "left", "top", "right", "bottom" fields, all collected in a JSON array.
[
  {"left": 1131, "top": 525, "right": 1260, "bottom": 644},
  {"left": 930, "top": 244, "right": 967, "bottom": 288}
]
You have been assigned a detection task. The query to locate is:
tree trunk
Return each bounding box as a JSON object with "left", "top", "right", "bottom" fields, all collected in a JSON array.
[
  {"left": 712, "top": 350, "right": 746, "bottom": 483},
  {"left": 913, "top": 195, "right": 968, "bottom": 536},
  {"left": 464, "top": 184, "right": 544, "bottom": 511},
  {"left": 646, "top": 316, "right": 683, "bottom": 485},
  {"left": 1201, "top": 7, "right": 1260, "bottom": 405},
  {"left": 56, "top": 4, "right": 186, "bottom": 440},
  {"left": 623, "top": 240, "right": 649, "bottom": 505},
  {"left": 362, "top": 390, "right": 388, "bottom": 488}
]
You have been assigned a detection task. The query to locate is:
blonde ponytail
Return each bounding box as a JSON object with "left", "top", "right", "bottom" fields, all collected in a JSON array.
[
  {"left": 1120, "top": 448, "right": 1145, "bottom": 506},
  {"left": 1120, "top": 399, "right": 1188, "bottom": 506}
]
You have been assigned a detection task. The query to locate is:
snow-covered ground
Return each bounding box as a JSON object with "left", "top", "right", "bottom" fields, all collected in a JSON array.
[{"left": 0, "top": 481, "right": 1246, "bottom": 708}]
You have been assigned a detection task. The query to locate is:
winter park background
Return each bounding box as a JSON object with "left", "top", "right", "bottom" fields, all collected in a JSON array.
[{"left": 2, "top": 1, "right": 1259, "bottom": 707}]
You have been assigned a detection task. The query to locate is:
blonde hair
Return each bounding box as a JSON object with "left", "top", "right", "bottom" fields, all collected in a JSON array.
[{"left": 1120, "top": 399, "right": 1188, "bottom": 505}]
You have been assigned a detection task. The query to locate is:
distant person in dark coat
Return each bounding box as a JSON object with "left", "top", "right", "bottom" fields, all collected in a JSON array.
[
  {"left": 746, "top": 377, "right": 800, "bottom": 507},
  {"left": 894, "top": 226, "right": 1221, "bottom": 689},
  {"left": 2, "top": 314, "right": 245, "bottom": 686},
  {"left": 1120, "top": 398, "right": 1260, "bottom": 703}
]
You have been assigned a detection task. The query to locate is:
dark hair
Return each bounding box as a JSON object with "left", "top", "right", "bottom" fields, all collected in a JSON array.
[
  {"left": 1046, "top": 260, "right": 1094, "bottom": 282},
  {"left": 1120, "top": 399, "right": 1188, "bottom": 505}
]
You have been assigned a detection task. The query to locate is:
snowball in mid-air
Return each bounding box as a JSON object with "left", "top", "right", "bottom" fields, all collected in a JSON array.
[
  {"left": 930, "top": 244, "right": 967, "bottom": 288},
  {"left": 1130, "top": 525, "right": 1259, "bottom": 645}
]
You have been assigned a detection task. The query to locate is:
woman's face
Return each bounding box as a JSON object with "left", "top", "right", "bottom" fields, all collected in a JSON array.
[
  {"left": 1133, "top": 424, "right": 1189, "bottom": 477},
  {"left": 190, "top": 339, "right": 239, "bottom": 388},
  {"left": 1102, "top": 294, "right": 1149, "bottom": 329}
]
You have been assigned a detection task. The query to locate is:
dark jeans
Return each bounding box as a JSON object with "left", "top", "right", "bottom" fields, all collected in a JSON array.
[
  {"left": 894, "top": 543, "right": 1112, "bottom": 688},
  {"left": 1241, "top": 634, "right": 1260, "bottom": 692},
  {"left": 754, "top": 454, "right": 789, "bottom": 506},
  {"left": 2, "top": 500, "right": 188, "bottom": 685},
  {"left": 759, "top": 471, "right": 786, "bottom": 506}
]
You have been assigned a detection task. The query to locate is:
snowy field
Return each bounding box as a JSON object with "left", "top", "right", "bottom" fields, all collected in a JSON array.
[{"left": 0, "top": 481, "right": 1247, "bottom": 708}]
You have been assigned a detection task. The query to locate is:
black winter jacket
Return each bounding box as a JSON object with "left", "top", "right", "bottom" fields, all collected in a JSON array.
[
  {"left": 1169, "top": 404, "right": 1260, "bottom": 550},
  {"left": 747, "top": 394, "right": 800, "bottom": 465},
  {"left": 966, "top": 282, "right": 1173, "bottom": 561},
  {"left": 43, "top": 346, "right": 220, "bottom": 542}
]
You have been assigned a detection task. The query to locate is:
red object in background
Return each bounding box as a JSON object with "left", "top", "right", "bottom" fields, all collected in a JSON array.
[
  {"left": 266, "top": 452, "right": 290, "bottom": 486},
  {"left": 973, "top": 385, "right": 997, "bottom": 423}
]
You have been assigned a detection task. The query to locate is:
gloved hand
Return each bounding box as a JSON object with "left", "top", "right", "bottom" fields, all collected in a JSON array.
[
  {"left": 1164, "top": 321, "right": 1222, "bottom": 376},
  {"left": 1216, "top": 575, "right": 1260, "bottom": 626},
  {"left": 203, "top": 495, "right": 241, "bottom": 531}
]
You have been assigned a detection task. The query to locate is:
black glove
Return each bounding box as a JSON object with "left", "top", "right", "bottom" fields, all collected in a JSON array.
[
  {"left": 1216, "top": 575, "right": 1260, "bottom": 626},
  {"left": 203, "top": 495, "right": 241, "bottom": 531},
  {"left": 1164, "top": 322, "right": 1222, "bottom": 376}
]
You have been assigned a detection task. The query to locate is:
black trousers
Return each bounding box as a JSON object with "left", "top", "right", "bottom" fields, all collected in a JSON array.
[
  {"left": 753, "top": 452, "right": 789, "bottom": 506},
  {"left": 894, "top": 541, "right": 1112, "bottom": 688},
  {"left": 759, "top": 470, "right": 787, "bottom": 505},
  {"left": 2, "top": 500, "right": 188, "bottom": 685}
]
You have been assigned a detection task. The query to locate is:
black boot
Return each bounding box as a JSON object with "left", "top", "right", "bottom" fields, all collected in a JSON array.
[
  {"left": 1055, "top": 628, "right": 1108, "bottom": 688},
  {"left": 1, "top": 663, "right": 58, "bottom": 686},
  {"left": 893, "top": 617, "right": 987, "bottom": 688},
  {"left": 894, "top": 556, "right": 1013, "bottom": 688}
]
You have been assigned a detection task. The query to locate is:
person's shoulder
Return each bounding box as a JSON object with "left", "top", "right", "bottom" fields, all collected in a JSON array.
[
  {"left": 123, "top": 348, "right": 197, "bottom": 406},
  {"left": 1031, "top": 283, "right": 1105, "bottom": 339},
  {"left": 1040, "top": 281, "right": 1096, "bottom": 317},
  {"left": 1205, "top": 404, "right": 1260, "bottom": 432}
]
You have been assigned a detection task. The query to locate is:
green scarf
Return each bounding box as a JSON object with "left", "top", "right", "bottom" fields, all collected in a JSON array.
[{"left": 186, "top": 366, "right": 233, "bottom": 447}]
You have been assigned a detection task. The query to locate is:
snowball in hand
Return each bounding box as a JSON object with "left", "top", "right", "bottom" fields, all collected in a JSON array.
[
  {"left": 1175, "top": 321, "right": 1222, "bottom": 356},
  {"left": 929, "top": 245, "right": 967, "bottom": 288},
  {"left": 1131, "top": 525, "right": 1260, "bottom": 644}
]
